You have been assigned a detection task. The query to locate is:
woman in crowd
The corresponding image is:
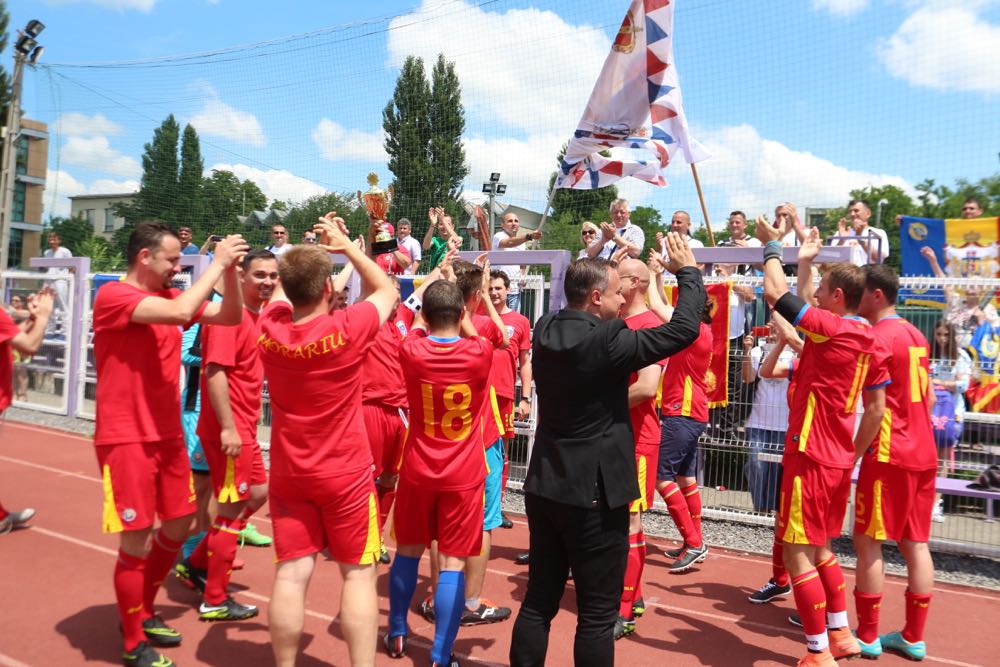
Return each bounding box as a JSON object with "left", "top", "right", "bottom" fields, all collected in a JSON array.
[
  {"left": 929, "top": 320, "right": 972, "bottom": 523},
  {"left": 577, "top": 221, "right": 600, "bottom": 259}
]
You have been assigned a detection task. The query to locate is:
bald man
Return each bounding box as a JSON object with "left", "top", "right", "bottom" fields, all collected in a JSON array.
[{"left": 669, "top": 211, "right": 704, "bottom": 250}]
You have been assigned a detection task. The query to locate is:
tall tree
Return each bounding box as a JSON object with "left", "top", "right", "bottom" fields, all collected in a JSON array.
[
  {"left": 0, "top": 2, "right": 12, "bottom": 165},
  {"left": 175, "top": 123, "right": 205, "bottom": 232},
  {"left": 428, "top": 53, "right": 468, "bottom": 206},
  {"left": 384, "top": 56, "right": 433, "bottom": 228},
  {"left": 114, "top": 115, "right": 181, "bottom": 251}
]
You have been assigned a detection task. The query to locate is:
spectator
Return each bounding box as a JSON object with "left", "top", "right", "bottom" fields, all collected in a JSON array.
[
  {"left": 669, "top": 210, "right": 703, "bottom": 249},
  {"left": 960, "top": 197, "right": 984, "bottom": 219},
  {"left": 368, "top": 219, "right": 411, "bottom": 275},
  {"left": 578, "top": 221, "right": 600, "bottom": 259},
  {"left": 920, "top": 246, "right": 984, "bottom": 350},
  {"left": 775, "top": 202, "right": 807, "bottom": 247},
  {"left": 711, "top": 261, "right": 758, "bottom": 440},
  {"left": 43, "top": 232, "right": 73, "bottom": 313},
  {"left": 832, "top": 199, "right": 889, "bottom": 264},
  {"left": 6, "top": 294, "right": 31, "bottom": 402},
  {"left": 301, "top": 230, "right": 318, "bottom": 245},
  {"left": 178, "top": 227, "right": 200, "bottom": 255},
  {"left": 422, "top": 207, "right": 463, "bottom": 270},
  {"left": 587, "top": 198, "right": 645, "bottom": 260},
  {"left": 265, "top": 224, "right": 291, "bottom": 257},
  {"left": 492, "top": 211, "right": 542, "bottom": 312},
  {"left": 929, "top": 320, "right": 972, "bottom": 523},
  {"left": 395, "top": 218, "right": 422, "bottom": 274}
]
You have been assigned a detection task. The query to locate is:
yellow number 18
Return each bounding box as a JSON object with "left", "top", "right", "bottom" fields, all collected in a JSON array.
[{"left": 421, "top": 383, "right": 473, "bottom": 441}]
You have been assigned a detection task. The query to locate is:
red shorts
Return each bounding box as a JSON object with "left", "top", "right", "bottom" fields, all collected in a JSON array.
[
  {"left": 363, "top": 403, "right": 408, "bottom": 477},
  {"left": 629, "top": 446, "right": 658, "bottom": 513},
  {"left": 854, "top": 459, "right": 936, "bottom": 543},
  {"left": 269, "top": 471, "right": 381, "bottom": 564},
  {"left": 201, "top": 439, "right": 267, "bottom": 503},
  {"left": 497, "top": 396, "right": 515, "bottom": 439},
  {"left": 96, "top": 439, "right": 196, "bottom": 533},
  {"left": 392, "top": 476, "right": 485, "bottom": 557},
  {"left": 776, "top": 454, "right": 852, "bottom": 546}
]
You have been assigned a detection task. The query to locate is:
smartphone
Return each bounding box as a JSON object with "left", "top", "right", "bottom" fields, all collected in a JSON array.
[{"left": 210, "top": 235, "right": 223, "bottom": 242}]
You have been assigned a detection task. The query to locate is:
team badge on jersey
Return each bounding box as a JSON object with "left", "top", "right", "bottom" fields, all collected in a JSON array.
[
  {"left": 122, "top": 508, "right": 137, "bottom": 523},
  {"left": 396, "top": 320, "right": 408, "bottom": 337},
  {"left": 506, "top": 325, "right": 516, "bottom": 339}
]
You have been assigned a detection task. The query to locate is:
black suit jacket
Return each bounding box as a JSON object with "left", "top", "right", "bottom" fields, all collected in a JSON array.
[{"left": 524, "top": 266, "right": 706, "bottom": 509}]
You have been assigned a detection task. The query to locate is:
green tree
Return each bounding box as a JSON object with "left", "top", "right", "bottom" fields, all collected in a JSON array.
[
  {"left": 282, "top": 192, "right": 364, "bottom": 242},
  {"left": 44, "top": 216, "right": 93, "bottom": 255},
  {"left": 547, "top": 144, "right": 619, "bottom": 226},
  {"left": 77, "top": 236, "right": 124, "bottom": 272},
  {"left": 270, "top": 199, "right": 288, "bottom": 211},
  {"left": 823, "top": 184, "right": 915, "bottom": 272},
  {"left": 428, "top": 53, "right": 468, "bottom": 206},
  {"left": 0, "top": 2, "right": 11, "bottom": 158},
  {"left": 915, "top": 174, "right": 1000, "bottom": 219},
  {"left": 384, "top": 56, "right": 432, "bottom": 228},
  {"left": 200, "top": 169, "right": 267, "bottom": 243},
  {"left": 175, "top": 124, "right": 205, "bottom": 232}
]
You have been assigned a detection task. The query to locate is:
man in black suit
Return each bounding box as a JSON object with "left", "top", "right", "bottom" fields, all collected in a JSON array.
[{"left": 510, "top": 232, "right": 706, "bottom": 667}]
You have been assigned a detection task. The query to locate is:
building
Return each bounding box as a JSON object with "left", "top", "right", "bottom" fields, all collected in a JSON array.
[
  {"left": 461, "top": 200, "right": 542, "bottom": 251},
  {"left": 69, "top": 192, "right": 136, "bottom": 240},
  {"left": 7, "top": 118, "right": 48, "bottom": 268}
]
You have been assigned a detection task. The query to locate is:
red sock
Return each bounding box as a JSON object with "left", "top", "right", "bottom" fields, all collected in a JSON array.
[
  {"left": 791, "top": 569, "right": 827, "bottom": 639},
  {"left": 189, "top": 532, "right": 209, "bottom": 569},
  {"left": 0, "top": 500, "right": 8, "bottom": 521},
  {"left": 619, "top": 530, "right": 646, "bottom": 618},
  {"left": 681, "top": 481, "right": 703, "bottom": 538},
  {"left": 816, "top": 555, "right": 847, "bottom": 624},
  {"left": 143, "top": 530, "right": 184, "bottom": 617},
  {"left": 902, "top": 590, "right": 932, "bottom": 643},
  {"left": 854, "top": 589, "right": 882, "bottom": 644},
  {"left": 115, "top": 550, "right": 147, "bottom": 651},
  {"left": 659, "top": 482, "right": 697, "bottom": 547},
  {"left": 204, "top": 516, "right": 243, "bottom": 605},
  {"left": 376, "top": 484, "right": 395, "bottom": 531},
  {"left": 772, "top": 542, "right": 788, "bottom": 586},
  {"left": 501, "top": 455, "right": 510, "bottom": 501}
]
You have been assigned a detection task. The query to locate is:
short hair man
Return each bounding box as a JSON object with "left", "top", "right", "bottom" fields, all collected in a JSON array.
[
  {"left": 395, "top": 218, "right": 423, "bottom": 274},
  {"left": 386, "top": 277, "right": 498, "bottom": 667},
  {"left": 178, "top": 227, "right": 199, "bottom": 255},
  {"left": 266, "top": 224, "right": 291, "bottom": 257},
  {"left": 852, "top": 264, "right": 937, "bottom": 661},
  {"left": 961, "top": 197, "right": 984, "bottom": 219},
  {"left": 834, "top": 199, "right": 889, "bottom": 264},
  {"left": 668, "top": 210, "right": 704, "bottom": 249},
  {"left": 755, "top": 220, "right": 889, "bottom": 667},
  {"left": 301, "top": 230, "right": 318, "bottom": 245},
  {"left": 588, "top": 198, "right": 645, "bottom": 260},
  {"left": 510, "top": 235, "right": 705, "bottom": 667},
  {"left": 258, "top": 214, "right": 397, "bottom": 667},
  {"left": 422, "top": 207, "right": 463, "bottom": 270},
  {"left": 93, "top": 221, "right": 248, "bottom": 667},
  {"left": 43, "top": 231, "right": 73, "bottom": 312},
  {"left": 181, "top": 249, "right": 279, "bottom": 622},
  {"left": 492, "top": 212, "right": 543, "bottom": 311}
]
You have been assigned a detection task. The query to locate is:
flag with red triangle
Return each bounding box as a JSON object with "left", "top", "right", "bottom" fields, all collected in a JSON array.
[{"left": 555, "top": 0, "right": 709, "bottom": 191}]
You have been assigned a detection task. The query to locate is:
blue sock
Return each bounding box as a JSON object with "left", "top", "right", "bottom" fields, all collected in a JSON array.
[
  {"left": 388, "top": 554, "right": 420, "bottom": 639},
  {"left": 431, "top": 569, "right": 465, "bottom": 665},
  {"left": 182, "top": 531, "right": 205, "bottom": 560}
]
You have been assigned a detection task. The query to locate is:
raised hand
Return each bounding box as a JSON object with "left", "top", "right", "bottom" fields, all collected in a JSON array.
[
  {"left": 664, "top": 231, "right": 696, "bottom": 274},
  {"left": 213, "top": 234, "right": 250, "bottom": 268},
  {"left": 610, "top": 245, "right": 630, "bottom": 266},
  {"left": 315, "top": 211, "right": 351, "bottom": 253},
  {"left": 600, "top": 221, "right": 615, "bottom": 242},
  {"left": 647, "top": 249, "right": 665, "bottom": 276},
  {"left": 754, "top": 214, "right": 784, "bottom": 244},
  {"left": 28, "top": 286, "right": 55, "bottom": 319},
  {"left": 798, "top": 227, "right": 822, "bottom": 263},
  {"left": 837, "top": 217, "right": 849, "bottom": 236},
  {"left": 480, "top": 258, "right": 492, "bottom": 294}
]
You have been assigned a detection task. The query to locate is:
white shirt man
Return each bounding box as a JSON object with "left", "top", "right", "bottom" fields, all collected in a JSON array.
[
  {"left": 266, "top": 225, "right": 291, "bottom": 257},
  {"left": 591, "top": 199, "right": 645, "bottom": 260},
  {"left": 395, "top": 219, "right": 422, "bottom": 274},
  {"left": 43, "top": 233, "right": 73, "bottom": 312},
  {"left": 668, "top": 210, "right": 703, "bottom": 249},
  {"left": 492, "top": 211, "right": 542, "bottom": 311},
  {"left": 834, "top": 200, "right": 889, "bottom": 265}
]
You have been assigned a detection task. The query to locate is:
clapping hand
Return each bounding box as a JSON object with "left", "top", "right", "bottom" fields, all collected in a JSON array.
[
  {"left": 798, "top": 227, "right": 822, "bottom": 264},
  {"left": 663, "top": 232, "right": 696, "bottom": 273},
  {"left": 212, "top": 234, "right": 250, "bottom": 269},
  {"left": 754, "top": 214, "right": 785, "bottom": 244},
  {"left": 315, "top": 211, "right": 351, "bottom": 253}
]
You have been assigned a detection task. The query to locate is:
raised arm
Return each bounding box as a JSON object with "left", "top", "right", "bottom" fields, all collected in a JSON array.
[
  {"left": 646, "top": 249, "right": 673, "bottom": 323},
  {"left": 759, "top": 339, "right": 791, "bottom": 379},
  {"left": 755, "top": 215, "right": 790, "bottom": 308},
  {"left": 10, "top": 288, "right": 55, "bottom": 356},
  {"left": 478, "top": 259, "right": 509, "bottom": 349},
  {"left": 317, "top": 213, "right": 396, "bottom": 325},
  {"left": 628, "top": 364, "right": 660, "bottom": 407},
  {"left": 741, "top": 335, "right": 758, "bottom": 383},
  {"left": 422, "top": 208, "right": 439, "bottom": 251},
  {"left": 796, "top": 228, "right": 822, "bottom": 307}
]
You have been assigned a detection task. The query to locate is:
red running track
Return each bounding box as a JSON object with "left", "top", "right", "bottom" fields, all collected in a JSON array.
[{"left": 0, "top": 420, "right": 996, "bottom": 666}]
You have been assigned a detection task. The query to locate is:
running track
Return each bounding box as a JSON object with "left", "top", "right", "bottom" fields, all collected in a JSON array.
[{"left": 0, "top": 421, "right": 996, "bottom": 666}]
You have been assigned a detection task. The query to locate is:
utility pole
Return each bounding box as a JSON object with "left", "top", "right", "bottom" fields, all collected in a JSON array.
[{"left": 0, "top": 20, "right": 45, "bottom": 270}]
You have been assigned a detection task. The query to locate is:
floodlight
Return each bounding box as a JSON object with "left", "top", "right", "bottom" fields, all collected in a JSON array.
[
  {"left": 490, "top": 172, "right": 501, "bottom": 182},
  {"left": 482, "top": 183, "right": 493, "bottom": 194},
  {"left": 496, "top": 184, "right": 507, "bottom": 195},
  {"left": 15, "top": 35, "right": 36, "bottom": 55},
  {"left": 25, "top": 20, "right": 45, "bottom": 37},
  {"left": 29, "top": 46, "right": 45, "bottom": 65}
]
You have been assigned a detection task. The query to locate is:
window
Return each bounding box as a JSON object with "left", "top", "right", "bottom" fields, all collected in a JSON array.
[
  {"left": 12, "top": 182, "right": 26, "bottom": 222},
  {"left": 85, "top": 209, "right": 96, "bottom": 226},
  {"left": 6, "top": 229, "right": 23, "bottom": 269},
  {"left": 15, "top": 137, "right": 28, "bottom": 176},
  {"left": 104, "top": 208, "right": 115, "bottom": 233}
]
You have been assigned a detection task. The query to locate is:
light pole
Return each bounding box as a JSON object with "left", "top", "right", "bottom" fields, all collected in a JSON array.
[
  {"left": 481, "top": 172, "right": 507, "bottom": 240},
  {"left": 0, "top": 20, "right": 46, "bottom": 270},
  {"left": 876, "top": 198, "right": 889, "bottom": 228}
]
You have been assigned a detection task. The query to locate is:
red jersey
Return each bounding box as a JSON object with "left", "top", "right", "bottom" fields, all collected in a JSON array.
[
  {"left": 625, "top": 310, "right": 668, "bottom": 447},
  {"left": 93, "top": 282, "right": 206, "bottom": 446},
  {"left": 258, "top": 300, "right": 380, "bottom": 479},
  {"left": 661, "top": 322, "right": 713, "bottom": 423},
  {"left": 472, "top": 314, "right": 505, "bottom": 445},
  {"left": 361, "top": 304, "right": 415, "bottom": 408},
  {"left": 786, "top": 307, "right": 889, "bottom": 469},
  {"left": 869, "top": 316, "right": 937, "bottom": 471},
  {"left": 491, "top": 309, "right": 531, "bottom": 400},
  {"left": 0, "top": 310, "right": 20, "bottom": 413},
  {"left": 375, "top": 245, "right": 412, "bottom": 275},
  {"left": 197, "top": 307, "right": 265, "bottom": 444},
  {"left": 399, "top": 331, "right": 494, "bottom": 490}
]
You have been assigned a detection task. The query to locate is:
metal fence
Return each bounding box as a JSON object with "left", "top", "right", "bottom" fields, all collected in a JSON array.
[{"left": 4, "top": 258, "right": 999, "bottom": 556}]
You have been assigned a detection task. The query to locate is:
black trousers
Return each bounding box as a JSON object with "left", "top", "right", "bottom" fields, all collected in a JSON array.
[{"left": 510, "top": 492, "right": 629, "bottom": 667}]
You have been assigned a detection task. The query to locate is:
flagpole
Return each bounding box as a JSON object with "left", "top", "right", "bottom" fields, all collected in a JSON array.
[
  {"left": 690, "top": 163, "right": 715, "bottom": 247},
  {"left": 534, "top": 185, "right": 557, "bottom": 238}
]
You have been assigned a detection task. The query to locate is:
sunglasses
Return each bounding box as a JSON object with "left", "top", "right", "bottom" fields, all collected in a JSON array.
[
  {"left": 582, "top": 230, "right": 597, "bottom": 236},
  {"left": 273, "top": 231, "right": 287, "bottom": 235},
  {"left": 304, "top": 237, "right": 317, "bottom": 243}
]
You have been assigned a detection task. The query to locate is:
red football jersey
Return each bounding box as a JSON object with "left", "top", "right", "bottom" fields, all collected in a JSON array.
[
  {"left": 626, "top": 310, "right": 668, "bottom": 448},
  {"left": 258, "top": 300, "right": 380, "bottom": 479},
  {"left": 661, "top": 322, "right": 713, "bottom": 423},
  {"left": 472, "top": 314, "right": 505, "bottom": 445},
  {"left": 786, "top": 307, "right": 889, "bottom": 469},
  {"left": 491, "top": 309, "right": 531, "bottom": 400},
  {"left": 0, "top": 310, "right": 20, "bottom": 413},
  {"left": 197, "top": 307, "right": 265, "bottom": 445},
  {"left": 399, "top": 331, "right": 494, "bottom": 490},
  {"left": 869, "top": 316, "right": 937, "bottom": 471},
  {"left": 361, "top": 304, "right": 415, "bottom": 408},
  {"left": 93, "top": 282, "right": 206, "bottom": 446}
]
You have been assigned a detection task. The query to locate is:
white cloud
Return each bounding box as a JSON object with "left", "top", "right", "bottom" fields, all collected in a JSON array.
[
  {"left": 189, "top": 89, "right": 266, "bottom": 147},
  {"left": 44, "top": 169, "right": 138, "bottom": 219},
  {"left": 54, "top": 113, "right": 123, "bottom": 138},
  {"left": 40, "top": 0, "right": 157, "bottom": 11},
  {"left": 60, "top": 135, "right": 142, "bottom": 179},
  {"left": 207, "top": 163, "right": 327, "bottom": 206},
  {"left": 312, "top": 119, "right": 386, "bottom": 162},
  {"left": 694, "top": 124, "right": 915, "bottom": 214},
  {"left": 811, "top": 0, "right": 869, "bottom": 17},
  {"left": 878, "top": 2, "right": 1000, "bottom": 93}
]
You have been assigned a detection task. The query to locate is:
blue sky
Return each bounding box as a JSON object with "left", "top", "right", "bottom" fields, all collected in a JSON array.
[{"left": 12, "top": 0, "right": 1000, "bottom": 230}]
